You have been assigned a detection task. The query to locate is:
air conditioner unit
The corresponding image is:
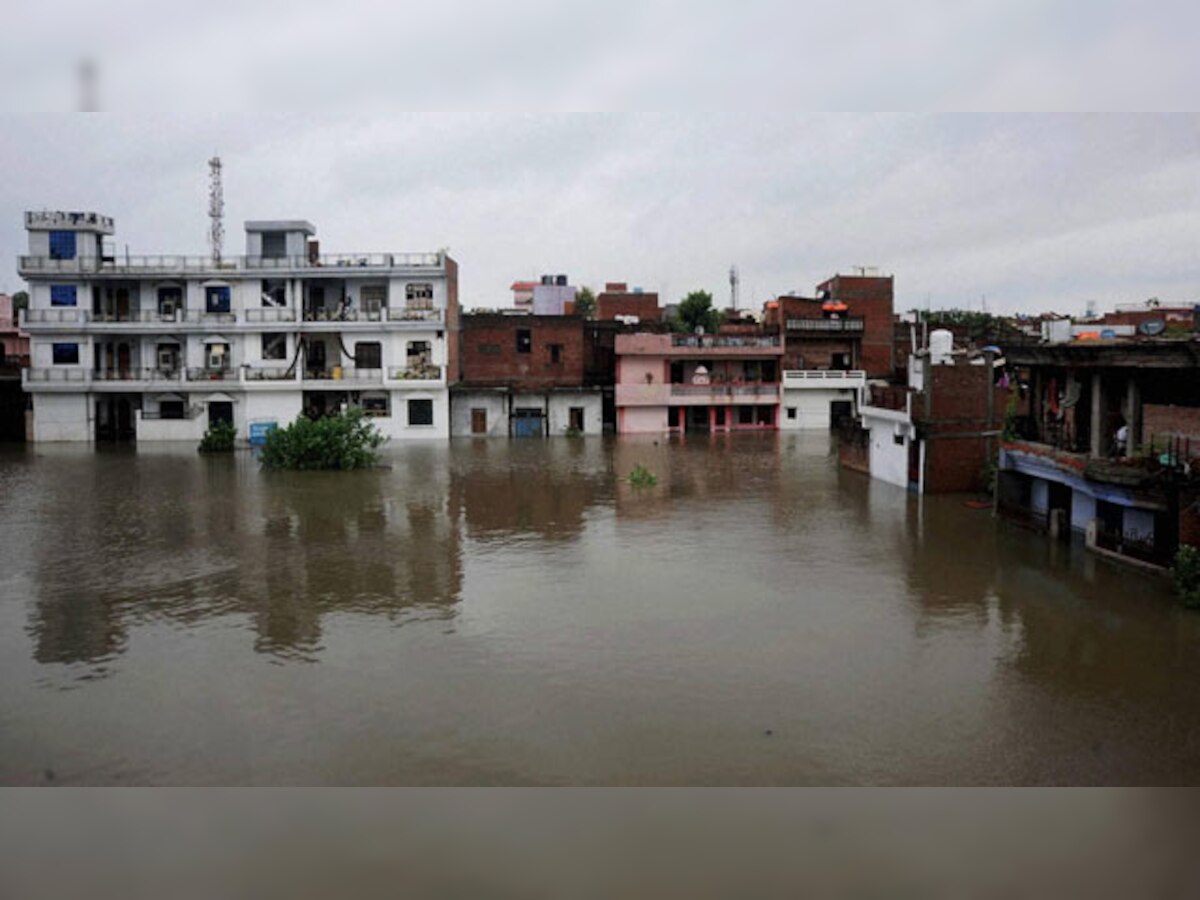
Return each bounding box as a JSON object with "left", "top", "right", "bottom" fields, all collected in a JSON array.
[{"left": 157, "top": 349, "right": 177, "bottom": 370}]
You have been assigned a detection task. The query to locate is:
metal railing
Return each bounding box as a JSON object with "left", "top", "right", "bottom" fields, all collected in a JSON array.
[
  {"left": 302, "top": 367, "right": 384, "bottom": 382},
  {"left": 669, "top": 382, "right": 779, "bottom": 397},
  {"left": 92, "top": 367, "right": 183, "bottom": 382},
  {"left": 244, "top": 367, "right": 297, "bottom": 381},
  {"left": 25, "top": 211, "right": 114, "bottom": 231},
  {"left": 670, "top": 334, "right": 780, "bottom": 349},
  {"left": 302, "top": 309, "right": 387, "bottom": 323},
  {"left": 786, "top": 318, "right": 865, "bottom": 332}
]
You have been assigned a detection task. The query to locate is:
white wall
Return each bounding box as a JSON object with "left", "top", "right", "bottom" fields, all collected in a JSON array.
[
  {"left": 780, "top": 387, "right": 855, "bottom": 431},
  {"left": 865, "top": 412, "right": 911, "bottom": 489},
  {"left": 451, "top": 391, "right": 508, "bottom": 436},
  {"left": 32, "top": 393, "right": 91, "bottom": 441},
  {"left": 1071, "top": 490, "right": 1096, "bottom": 534},
  {"left": 1124, "top": 507, "right": 1156, "bottom": 542},
  {"left": 385, "top": 390, "right": 448, "bottom": 440}
]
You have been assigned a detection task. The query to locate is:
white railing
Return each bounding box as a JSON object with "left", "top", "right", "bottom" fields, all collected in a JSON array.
[
  {"left": 19, "top": 250, "right": 444, "bottom": 275},
  {"left": 782, "top": 369, "right": 866, "bottom": 386},
  {"left": 23, "top": 309, "right": 87, "bottom": 324},
  {"left": 388, "top": 365, "right": 443, "bottom": 382}
]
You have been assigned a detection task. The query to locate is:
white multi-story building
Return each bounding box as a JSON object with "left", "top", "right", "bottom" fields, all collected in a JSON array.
[{"left": 17, "top": 211, "right": 459, "bottom": 442}]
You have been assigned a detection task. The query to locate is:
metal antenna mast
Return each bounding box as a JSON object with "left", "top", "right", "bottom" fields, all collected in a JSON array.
[
  {"left": 208, "top": 156, "right": 224, "bottom": 264},
  {"left": 729, "top": 265, "right": 739, "bottom": 311}
]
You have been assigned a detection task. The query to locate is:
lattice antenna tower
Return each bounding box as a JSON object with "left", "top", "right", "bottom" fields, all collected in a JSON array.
[
  {"left": 208, "top": 156, "right": 224, "bottom": 264},
  {"left": 729, "top": 265, "right": 739, "bottom": 311}
]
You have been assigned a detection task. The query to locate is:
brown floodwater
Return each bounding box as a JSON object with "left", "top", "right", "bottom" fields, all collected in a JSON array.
[{"left": 1, "top": 432, "right": 1197, "bottom": 785}]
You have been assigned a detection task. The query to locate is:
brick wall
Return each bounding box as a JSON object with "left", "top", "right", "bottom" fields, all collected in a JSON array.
[
  {"left": 459, "top": 314, "right": 586, "bottom": 388},
  {"left": 1143, "top": 403, "right": 1200, "bottom": 447},
  {"left": 918, "top": 363, "right": 1001, "bottom": 494},
  {"left": 817, "top": 275, "right": 894, "bottom": 378},
  {"left": 925, "top": 436, "right": 992, "bottom": 493},
  {"left": 782, "top": 337, "right": 857, "bottom": 371},
  {"left": 596, "top": 291, "right": 660, "bottom": 322}
]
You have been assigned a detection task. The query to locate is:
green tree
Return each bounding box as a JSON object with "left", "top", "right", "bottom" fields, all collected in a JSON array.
[
  {"left": 11, "top": 290, "right": 28, "bottom": 312},
  {"left": 675, "top": 290, "right": 721, "bottom": 334},
  {"left": 574, "top": 286, "right": 596, "bottom": 319},
  {"left": 260, "top": 408, "right": 386, "bottom": 470}
]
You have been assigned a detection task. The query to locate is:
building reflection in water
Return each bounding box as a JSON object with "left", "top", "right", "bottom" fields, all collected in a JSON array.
[{"left": 28, "top": 445, "right": 463, "bottom": 673}]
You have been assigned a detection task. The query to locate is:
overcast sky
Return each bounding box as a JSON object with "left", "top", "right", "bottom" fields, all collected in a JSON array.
[{"left": 2, "top": 113, "right": 1197, "bottom": 315}]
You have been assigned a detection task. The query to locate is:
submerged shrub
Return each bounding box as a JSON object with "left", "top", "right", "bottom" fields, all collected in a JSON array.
[
  {"left": 198, "top": 419, "right": 237, "bottom": 454},
  {"left": 260, "top": 408, "right": 386, "bottom": 470},
  {"left": 628, "top": 464, "right": 657, "bottom": 487},
  {"left": 1172, "top": 545, "right": 1200, "bottom": 610}
]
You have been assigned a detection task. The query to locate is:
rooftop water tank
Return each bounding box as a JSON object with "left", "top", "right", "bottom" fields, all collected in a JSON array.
[{"left": 929, "top": 328, "right": 954, "bottom": 364}]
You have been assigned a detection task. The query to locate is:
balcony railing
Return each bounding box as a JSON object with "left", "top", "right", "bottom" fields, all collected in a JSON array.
[
  {"left": 388, "top": 365, "right": 443, "bottom": 381},
  {"left": 244, "top": 308, "right": 297, "bottom": 323},
  {"left": 141, "top": 404, "right": 205, "bottom": 420},
  {"left": 244, "top": 367, "right": 297, "bottom": 381},
  {"left": 25, "top": 368, "right": 90, "bottom": 383},
  {"left": 23, "top": 308, "right": 87, "bottom": 324},
  {"left": 186, "top": 367, "right": 237, "bottom": 382},
  {"left": 783, "top": 369, "right": 866, "bottom": 384},
  {"left": 670, "top": 334, "right": 780, "bottom": 349},
  {"left": 93, "top": 367, "right": 183, "bottom": 382},
  {"left": 669, "top": 382, "right": 780, "bottom": 398},
  {"left": 19, "top": 251, "right": 444, "bottom": 275},
  {"left": 786, "top": 317, "right": 865, "bottom": 332},
  {"left": 386, "top": 307, "right": 442, "bottom": 322},
  {"left": 303, "top": 367, "right": 384, "bottom": 382},
  {"left": 26, "top": 211, "right": 115, "bottom": 231},
  {"left": 182, "top": 311, "right": 237, "bottom": 325},
  {"left": 302, "top": 308, "right": 387, "bottom": 323}
]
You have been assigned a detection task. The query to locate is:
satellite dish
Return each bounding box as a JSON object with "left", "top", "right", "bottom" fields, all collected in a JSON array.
[{"left": 1140, "top": 320, "right": 1166, "bottom": 336}]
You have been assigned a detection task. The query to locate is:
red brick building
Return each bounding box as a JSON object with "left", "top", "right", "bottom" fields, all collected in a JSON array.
[
  {"left": 763, "top": 294, "right": 862, "bottom": 372},
  {"left": 596, "top": 282, "right": 660, "bottom": 322},
  {"left": 452, "top": 313, "right": 608, "bottom": 436},
  {"left": 815, "top": 274, "right": 894, "bottom": 378}
]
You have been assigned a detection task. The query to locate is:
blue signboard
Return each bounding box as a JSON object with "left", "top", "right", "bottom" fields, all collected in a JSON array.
[{"left": 248, "top": 421, "right": 277, "bottom": 446}]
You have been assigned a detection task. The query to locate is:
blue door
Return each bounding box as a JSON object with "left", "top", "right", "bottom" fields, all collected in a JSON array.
[{"left": 512, "top": 410, "right": 544, "bottom": 437}]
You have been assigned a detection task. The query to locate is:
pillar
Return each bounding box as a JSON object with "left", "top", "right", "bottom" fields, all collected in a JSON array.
[
  {"left": 1089, "top": 372, "right": 1104, "bottom": 457},
  {"left": 1126, "top": 378, "right": 1141, "bottom": 455}
]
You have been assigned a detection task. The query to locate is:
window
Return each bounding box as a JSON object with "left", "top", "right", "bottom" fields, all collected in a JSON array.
[
  {"left": 160, "top": 400, "right": 185, "bottom": 420},
  {"left": 408, "top": 398, "right": 434, "bottom": 426},
  {"left": 262, "top": 333, "right": 287, "bottom": 360},
  {"left": 261, "top": 232, "right": 287, "bottom": 259},
  {"left": 569, "top": 407, "right": 584, "bottom": 431},
  {"left": 52, "top": 343, "right": 79, "bottom": 364},
  {"left": 207, "top": 343, "right": 230, "bottom": 370},
  {"left": 208, "top": 401, "right": 234, "bottom": 428},
  {"left": 157, "top": 286, "right": 182, "bottom": 315},
  {"left": 262, "top": 280, "right": 286, "bottom": 307},
  {"left": 205, "top": 286, "right": 231, "bottom": 313},
  {"left": 355, "top": 342, "right": 382, "bottom": 369},
  {"left": 49, "top": 231, "right": 76, "bottom": 260},
  {"left": 787, "top": 407, "right": 797, "bottom": 420},
  {"left": 50, "top": 285, "right": 77, "bottom": 307},
  {"left": 516, "top": 329, "right": 532, "bottom": 354},
  {"left": 405, "top": 283, "right": 434, "bottom": 309},
  {"left": 360, "top": 285, "right": 387, "bottom": 315},
  {"left": 549, "top": 343, "right": 562, "bottom": 364},
  {"left": 361, "top": 393, "right": 390, "bottom": 417},
  {"left": 893, "top": 433, "right": 905, "bottom": 446}
]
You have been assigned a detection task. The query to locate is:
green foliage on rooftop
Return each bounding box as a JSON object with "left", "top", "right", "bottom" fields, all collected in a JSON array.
[
  {"left": 1173, "top": 545, "right": 1200, "bottom": 610},
  {"left": 671, "top": 290, "right": 722, "bottom": 334}
]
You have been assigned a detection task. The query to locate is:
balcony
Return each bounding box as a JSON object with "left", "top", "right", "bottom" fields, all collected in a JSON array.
[
  {"left": 303, "top": 367, "right": 385, "bottom": 385},
  {"left": 185, "top": 367, "right": 238, "bottom": 382},
  {"left": 783, "top": 370, "right": 866, "bottom": 389},
  {"left": 785, "top": 317, "right": 864, "bottom": 333},
  {"left": 668, "top": 382, "right": 780, "bottom": 405}
]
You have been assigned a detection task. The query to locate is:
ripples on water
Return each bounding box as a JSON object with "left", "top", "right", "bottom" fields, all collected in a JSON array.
[{"left": 0, "top": 434, "right": 1196, "bottom": 785}]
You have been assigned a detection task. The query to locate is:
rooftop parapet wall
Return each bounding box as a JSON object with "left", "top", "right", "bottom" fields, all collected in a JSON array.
[
  {"left": 25, "top": 211, "right": 114, "bottom": 233},
  {"left": 616, "top": 332, "right": 782, "bottom": 357}
]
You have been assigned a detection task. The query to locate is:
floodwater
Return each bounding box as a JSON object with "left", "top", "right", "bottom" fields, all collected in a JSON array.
[{"left": 0, "top": 433, "right": 1197, "bottom": 785}]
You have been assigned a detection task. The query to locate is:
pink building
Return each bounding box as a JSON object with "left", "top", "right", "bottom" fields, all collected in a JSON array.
[
  {"left": 0, "top": 293, "right": 30, "bottom": 367},
  {"left": 615, "top": 331, "right": 784, "bottom": 433}
]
